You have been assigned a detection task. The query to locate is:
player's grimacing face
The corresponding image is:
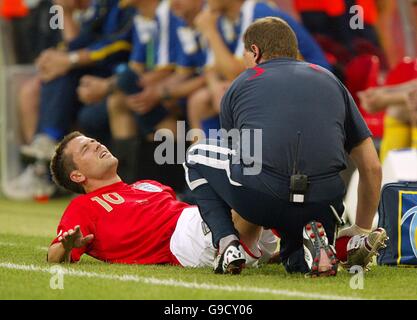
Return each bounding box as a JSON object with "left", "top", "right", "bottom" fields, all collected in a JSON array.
[{"left": 67, "top": 136, "right": 118, "bottom": 180}]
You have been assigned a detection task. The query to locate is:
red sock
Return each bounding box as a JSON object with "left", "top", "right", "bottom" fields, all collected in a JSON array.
[{"left": 335, "top": 236, "right": 351, "bottom": 262}]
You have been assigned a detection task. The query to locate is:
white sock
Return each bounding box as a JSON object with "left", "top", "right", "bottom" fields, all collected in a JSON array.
[{"left": 219, "top": 235, "right": 239, "bottom": 254}]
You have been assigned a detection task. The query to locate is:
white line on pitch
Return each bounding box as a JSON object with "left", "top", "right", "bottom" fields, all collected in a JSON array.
[
  {"left": 0, "top": 242, "right": 48, "bottom": 251},
  {"left": 0, "top": 262, "right": 367, "bottom": 300}
]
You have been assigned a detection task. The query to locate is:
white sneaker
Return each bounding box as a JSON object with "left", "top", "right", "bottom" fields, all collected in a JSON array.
[
  {"left": 3, "top": 164, "right": 55, "bottom": 201},
  {"left": 21, "top": 134, "right": 57, "bottom": 161}
]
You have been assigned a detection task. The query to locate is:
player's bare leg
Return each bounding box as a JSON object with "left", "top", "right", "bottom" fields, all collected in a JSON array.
[
  {"left": 232, "top": 210, "right": 262, "bottom": 256},
  {"left": 108, "top": 91, "right": 138, "bottom": 139},
  {"left": 206, "top": 71, "right": 231, "bottom": 114},
  {"left": 107, "top": 91, "right": 140, "bottom": 182},
  {"left": 19, "top": 75, "right": 41, "bottom": 144}
]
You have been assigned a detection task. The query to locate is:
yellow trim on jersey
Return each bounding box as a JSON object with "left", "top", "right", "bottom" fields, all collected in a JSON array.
[{"left": 89, "top": 41, "right": 132, "bottom": 62}]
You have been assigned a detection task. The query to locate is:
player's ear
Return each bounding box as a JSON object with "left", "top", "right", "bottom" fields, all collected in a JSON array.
[{"left": 70, "top": 170, "right": 86, "bottom": 184}]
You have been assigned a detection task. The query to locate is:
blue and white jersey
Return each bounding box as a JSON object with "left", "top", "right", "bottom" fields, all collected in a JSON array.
[
  {"left": 129, "top": 0, "right": 180, "bottom": 70},
  {"left": 130, "top": 14, "right": 158, "bottom": 70},
  {"left": 205, "top": 15, "right": 241, "bottom": 67},
  {"left": 207, "top": 0, "right": 330, "bottom": 70},
  {"left": 68, "top": 0, "right": 135, "bottom": 70},
  {"left": 154, "top": 0, "right": 181, "bottom": 69},
  {"left": 175, "top": 17, "right": 207, "bottom": 73}
]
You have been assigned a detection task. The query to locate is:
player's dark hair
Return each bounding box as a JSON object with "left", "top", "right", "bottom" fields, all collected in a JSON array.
[
  {"left": 50, "top": 131, "right": 86, "bottom": 194},
  {"left": 243, "top": 17, "right": 299, "bottom": 61}
]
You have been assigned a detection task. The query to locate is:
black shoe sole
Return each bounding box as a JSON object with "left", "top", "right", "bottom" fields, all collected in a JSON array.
[{"left": 304, "top": 221, "right": 338, "bottom": 278}]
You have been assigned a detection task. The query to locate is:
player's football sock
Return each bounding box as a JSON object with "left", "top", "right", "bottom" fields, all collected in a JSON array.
[
  {"left": 240, "top": 241, "right": 262, "bottom": 259},
  {"left": 219, "top": 235, "right": 239, "bottom": 254},
  {"left": 303, "top": 221, "right": 338, "bottom": 277},
  {"left": 239, "top": 240, "right": 262, "bottom": 267},
  {"left": 111, "top": 137, "right": 141, "bottom": 183},
  {"left": 335, "top": 236, "right": 351, "bottom": 262}
]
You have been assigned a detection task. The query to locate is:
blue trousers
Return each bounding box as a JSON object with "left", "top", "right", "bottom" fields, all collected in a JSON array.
[{"left": 37, "top": 68, "right": 110, "bottom": 140}]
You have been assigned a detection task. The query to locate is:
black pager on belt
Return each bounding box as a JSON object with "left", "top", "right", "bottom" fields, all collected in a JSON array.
[
  {"left": 289, "top": 132, "right": 308, "bottom": 203},
  {"left": 290, "top": 174, "right": 308, "bottom": 203}
]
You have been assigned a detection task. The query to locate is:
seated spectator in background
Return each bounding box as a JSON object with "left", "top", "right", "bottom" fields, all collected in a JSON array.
[
  {"left": 7, "top": 0, "right": 135, "bottom": 200},
  {"left": 18, "top": 0, "right": 93, "bottom": 145},
  {"left": 76, "top": 0, "right": 189, "bottom": 182},
  {"left": 107, "top": 0, "right": 211, "bottom": 181},
  {"left": 359, "top": 79, "right": 417, "bottom": 162},
  {"left": 187, "top": 0, "right": 330, "bottom": 136},
  {"left": 46, "top": 132, "right": 277, "bottom": 267}
]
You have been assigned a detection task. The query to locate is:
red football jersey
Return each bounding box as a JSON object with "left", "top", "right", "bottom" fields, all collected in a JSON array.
[{"left": 51, "top": 180, "right": 192, "bottom": 265}]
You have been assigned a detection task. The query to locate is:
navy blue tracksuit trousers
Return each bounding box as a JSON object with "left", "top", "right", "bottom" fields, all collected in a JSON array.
[{"left": 184, "top": 140, "right": 344, "bottom": 273}]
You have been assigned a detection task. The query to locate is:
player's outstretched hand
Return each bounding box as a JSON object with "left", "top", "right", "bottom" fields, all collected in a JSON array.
[{"left": 58, "top": 225, "right": 94, "bottom": 251}]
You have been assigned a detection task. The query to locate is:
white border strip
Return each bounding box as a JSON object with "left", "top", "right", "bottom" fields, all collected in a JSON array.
[{"left": 0, "top": 262, "right": 366, "bottom": 300}]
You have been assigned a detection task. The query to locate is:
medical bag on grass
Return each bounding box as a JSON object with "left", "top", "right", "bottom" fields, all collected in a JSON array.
[{"left": 378, "top": 182, "right": 417, "bottom": 266}]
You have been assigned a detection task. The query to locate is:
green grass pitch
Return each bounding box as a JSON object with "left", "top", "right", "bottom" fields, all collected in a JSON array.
[{"left": 0, "top": 197, "right": 416, "bottom": 300}]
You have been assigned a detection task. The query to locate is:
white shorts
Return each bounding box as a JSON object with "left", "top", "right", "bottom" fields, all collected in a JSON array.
[
  {"left": 170, "top": 206, "right": 216, "bottom": 268},
  {"left": 170, "top": 207, "right": 278, "bottom": 268}
]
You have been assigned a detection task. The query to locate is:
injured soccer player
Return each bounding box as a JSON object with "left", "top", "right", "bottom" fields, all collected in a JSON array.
[{"left": 46, "top": 132, "right": 277, "bottom": 267}]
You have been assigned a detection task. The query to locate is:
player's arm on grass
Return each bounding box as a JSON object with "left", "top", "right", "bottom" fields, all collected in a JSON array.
[
  {"left": 47, "top": 226, "right": 94, "bottom": 263},
  {"left": 341, "top": 137, "right": 382, "bottom": 237}
]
